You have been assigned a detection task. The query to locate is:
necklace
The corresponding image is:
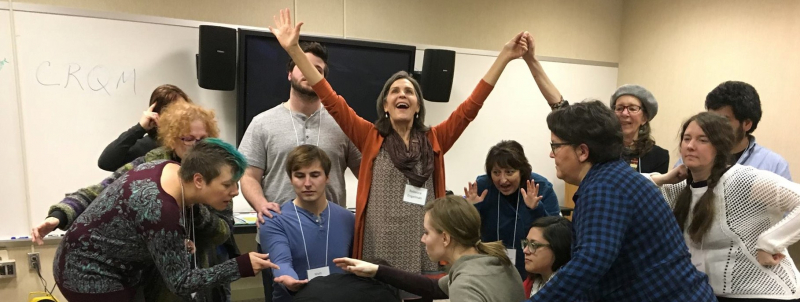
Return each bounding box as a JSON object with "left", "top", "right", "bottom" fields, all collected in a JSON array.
[{"left": 180, "top": 183, "right": 197, "bottom": 260}]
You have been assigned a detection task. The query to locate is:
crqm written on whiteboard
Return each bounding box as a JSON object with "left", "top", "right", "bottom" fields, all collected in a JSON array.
[{"left": 35, "top": 61, "right": 137, "bottom": 95}]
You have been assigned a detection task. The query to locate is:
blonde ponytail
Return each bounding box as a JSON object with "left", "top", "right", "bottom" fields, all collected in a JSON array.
[
  {"left": 475, "top": 240, "right": 512, "bottom": 266},
  {"left": 425, "top": 196, "right": 513, "bottom": 267}
]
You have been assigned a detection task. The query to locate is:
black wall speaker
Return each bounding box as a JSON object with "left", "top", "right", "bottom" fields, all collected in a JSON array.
[
  {"left": 419, "top": 49, "right": 456, "bottom": 102},
  {"left": 197, "top": 25, "right": 236, "bottom": 91}
]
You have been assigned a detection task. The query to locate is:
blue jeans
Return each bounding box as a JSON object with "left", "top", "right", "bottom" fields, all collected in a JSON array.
[{"left": 257, "top": 243, "right": 274, "bottom": 302}]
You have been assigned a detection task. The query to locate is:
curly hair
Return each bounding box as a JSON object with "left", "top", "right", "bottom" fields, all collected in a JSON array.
[
  {"left": 705, "top": 81, "right": 762, "bottom": 134},
  {"left": 157, "top": 102, "right": 220, "bottom": 151}
]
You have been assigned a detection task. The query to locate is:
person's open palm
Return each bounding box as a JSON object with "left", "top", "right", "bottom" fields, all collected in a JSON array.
[
  {"left": 269, "top": 9, "right": 303, "bottom": 50},
  {"left": 274, "top": 275, "right": 309, "bottom": 292},
  {"left": 463, "top": 181, "right": 488, "bottom": 204},
  {"left": 520, "top": 180, "right": 543, "bottom": 209}
]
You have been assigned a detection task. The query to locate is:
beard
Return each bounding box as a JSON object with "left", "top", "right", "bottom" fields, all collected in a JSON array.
[
  {"left": 735, "top": 124, "right": 746, "bottom": 143},
  {"left": 290, "top": 76, "right": 317, "bottom": 98}
]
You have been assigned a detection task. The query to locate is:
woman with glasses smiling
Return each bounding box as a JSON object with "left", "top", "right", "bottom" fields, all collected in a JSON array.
[
  {"left": 520, "top": 33, "right": 669, "bottom": 173},
  {"left": 32, "top": 102, "right": 238, "bottom": 302}
]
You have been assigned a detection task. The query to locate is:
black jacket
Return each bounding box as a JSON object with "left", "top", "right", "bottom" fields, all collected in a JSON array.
[{"left": 97, "top": 124, "right": 159, "bottom": 171}]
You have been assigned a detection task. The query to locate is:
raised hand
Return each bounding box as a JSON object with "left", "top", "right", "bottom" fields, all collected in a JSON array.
[
  {"left": 274, "top": 275, "right": 309, "bottom": 292},
  {"left": 482, "top": 31, "right": 529, "bottom": 86},
  {"left": 522, "top": 32, "right": 536, "bottom": 63},
  {"left": 333, "top": 257, "right": 378, "bottom": 278},
  {"left": 463, "top": 181, "right": 488, "bottom": 204},
  {"left": 519, "top": 180, "right": 543, "bottom": 209},
  {"left": 268, "top": 8, "right": 303, "bottom": 51},
  {"left": 498, "top": 31, "right": 529, "bottom": 63},
  {"left": 139, "top": 103, "right": 159, "bottom": 131}
]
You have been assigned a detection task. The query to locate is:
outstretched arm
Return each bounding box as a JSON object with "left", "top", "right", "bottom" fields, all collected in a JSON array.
[
  {"left": 522, "top": 33, "right": 565, "bottom": 108},
  {"left": 433, "top": 31, "right": 529, "bottom": 152}
]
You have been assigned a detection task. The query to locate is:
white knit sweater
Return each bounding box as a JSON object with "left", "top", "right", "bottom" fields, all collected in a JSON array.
[{"left": 649, "top": 165, "right": 800, "bottom": 299}]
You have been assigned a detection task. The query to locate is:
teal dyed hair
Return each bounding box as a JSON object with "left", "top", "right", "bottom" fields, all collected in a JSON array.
[
  {"left": 180, "top": 138, "right": 248, "bottom": 183},
  {"left": 203, "top": 138, "right": 247, "bottom": 180}
]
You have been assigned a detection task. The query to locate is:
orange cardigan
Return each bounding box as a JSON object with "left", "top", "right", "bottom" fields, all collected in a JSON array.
[{"left": 312, "top": 79, "right": 494, "bottom": 259}]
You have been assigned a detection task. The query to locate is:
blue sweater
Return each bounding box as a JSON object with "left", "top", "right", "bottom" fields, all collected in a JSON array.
[
  {"left": 260, "top": 200, "right": 355, "bottom": 302},
  {"left": 473, "top": 172, "right": 557, "bottom": 280}
]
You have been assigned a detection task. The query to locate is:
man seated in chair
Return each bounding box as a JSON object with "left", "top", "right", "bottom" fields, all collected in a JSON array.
[{"left": 260, "top": 145, "right": 355, "bottom": 302}]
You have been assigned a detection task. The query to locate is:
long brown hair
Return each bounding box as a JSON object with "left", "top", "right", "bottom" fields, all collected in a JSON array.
[
  {"left": 424, "top": 195, "right": 512, "bottom": 266},
  {"left": 673, "top": 112, "right": 734, "bottom": 243},
  {"left": 628, "top": 121, "right": 656, "bottom": 157}
]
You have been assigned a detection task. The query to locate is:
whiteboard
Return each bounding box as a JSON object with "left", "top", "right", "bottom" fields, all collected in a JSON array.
[
  {"left": 0, "top": 8, "right": 31, "bottom": 239},
  {"left": 5, "top": 8, "right": 236, "bottom": 239}
]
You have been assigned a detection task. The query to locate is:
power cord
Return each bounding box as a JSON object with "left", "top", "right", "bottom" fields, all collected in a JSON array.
[{"left": 35, "top": 260, "right": 56, "bottom": 297}]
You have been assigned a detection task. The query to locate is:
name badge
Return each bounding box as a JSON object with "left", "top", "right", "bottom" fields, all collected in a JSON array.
[
  {"left": 403, "top": 184, "right": 428, "bottom": 206},
  {"left": 506, "top": 249, "right": 517, "bottom": 265},
  {"left": 307, "top": 266, "right": 330, "bottom": 280},
  {"left": 688, "top": 244, "right": 706, "bottom": 273}
]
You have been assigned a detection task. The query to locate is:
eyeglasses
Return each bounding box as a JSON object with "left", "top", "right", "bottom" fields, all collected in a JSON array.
[
  {"left": 521, "top": 238, "right": 550, "bottom": 254},
  {"left": 179, "top": 136, "right": 205, "bottom": 146},
  {"left": 550, "top": 142, "right": 571, "bottom": 154},
  {"left": 614, "top": 105, "right": 642, "bottom": 114}
]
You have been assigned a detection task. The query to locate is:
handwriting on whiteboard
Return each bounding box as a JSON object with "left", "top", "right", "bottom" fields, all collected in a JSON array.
[
  {"left": 0, "top": 58, "right": 8, "bottom": 71},
  {"left": 35, "top": 61, "right": 136, "bottom": 95}
]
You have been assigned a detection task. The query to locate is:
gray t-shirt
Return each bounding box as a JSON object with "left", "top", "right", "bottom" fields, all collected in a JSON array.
[{"left": 238, "top": 103, "right": 361, "bottom": 243}]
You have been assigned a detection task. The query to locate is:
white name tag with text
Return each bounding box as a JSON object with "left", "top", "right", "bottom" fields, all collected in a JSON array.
[
  {"left": 307, "top": 266, "right": 330, "bottom": 280},
  {"left": 403, "top": 184, "right": 428, "bottom": 206},
  {"left": 506, "top": 249, "right": 517, "bottom": 265}
]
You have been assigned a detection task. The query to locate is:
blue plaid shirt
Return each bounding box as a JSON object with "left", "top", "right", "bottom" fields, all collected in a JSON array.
[{"left": 528, "top": 160, "right": 714, "bottom": 301}]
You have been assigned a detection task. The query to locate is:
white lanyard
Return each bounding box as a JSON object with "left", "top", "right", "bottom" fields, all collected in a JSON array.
[
  {"left": 288, "top": 107, "right": 323, "bottom": 146},
  {"left": 497, "top": 192, "right": 520, "bottom": 249},
  {"left": 638, "top": 157, "right": 641, "bottom": 173},
  {"left": 294, "top": 202, "right": 331, "bottom": 269}
]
